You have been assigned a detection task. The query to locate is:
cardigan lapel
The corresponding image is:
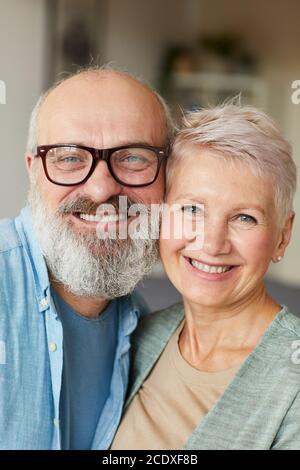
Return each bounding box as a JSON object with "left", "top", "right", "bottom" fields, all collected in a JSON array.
[{"left": 125, "top": 303, "right": 184, "bottom": 408}]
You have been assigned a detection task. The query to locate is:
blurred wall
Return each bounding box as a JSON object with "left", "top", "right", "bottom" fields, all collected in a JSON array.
[
  {"left": 0, "top": 0, "right": 47, "bottom": 219},
  {"left": 104, "top": 0, "right": 300, "bottom": 286},
  {"left": 191, "top": 0, "right": 300, "bottom": 286},
  {"left": 104, "top": 0, "right": 202, "bottom": 84},
  {"left": 0, "top": 0, "right": 298, "bottom": 286}
]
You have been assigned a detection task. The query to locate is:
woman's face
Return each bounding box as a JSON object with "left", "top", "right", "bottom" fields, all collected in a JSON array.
[{"left": 160, "top": 148, "right": 292, "bottom": 311}]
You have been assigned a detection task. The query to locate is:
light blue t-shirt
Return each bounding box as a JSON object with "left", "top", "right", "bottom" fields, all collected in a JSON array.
[{"left": 52, "top": 291, "right": 118, "bottom": 450}]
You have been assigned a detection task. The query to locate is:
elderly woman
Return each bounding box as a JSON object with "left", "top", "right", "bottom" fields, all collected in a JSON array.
[{"left": 112, "top": 104, "right": 300, "bottom": 450}]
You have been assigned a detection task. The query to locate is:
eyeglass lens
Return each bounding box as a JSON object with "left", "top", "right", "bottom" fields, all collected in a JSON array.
[{"left": 45, "top": 146, "right": 159, "bottom": 185}]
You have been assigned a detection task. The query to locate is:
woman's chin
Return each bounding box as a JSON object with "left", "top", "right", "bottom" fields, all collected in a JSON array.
[{"left": 181, "top": 290, "right": 230, "bottom": 310}]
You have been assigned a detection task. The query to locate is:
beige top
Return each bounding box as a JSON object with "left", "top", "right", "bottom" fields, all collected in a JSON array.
[{"left": 112, "top": 322, "right": 239, "bottom": 450}]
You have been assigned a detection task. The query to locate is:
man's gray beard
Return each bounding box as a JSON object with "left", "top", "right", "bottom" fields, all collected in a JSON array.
[{"left": 27, "top": 184, "right": 159, "bottom": 299}]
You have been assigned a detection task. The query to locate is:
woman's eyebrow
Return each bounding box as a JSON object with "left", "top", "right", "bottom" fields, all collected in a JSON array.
[
  {"left": 170, "top": 195, "right": 267, "bottom": 215},
  {"left": 172, "top": 194, "right": 204, "bottom": 203},
  {"left": 232, "top": 205, "right": 266, "bottom": 215}
]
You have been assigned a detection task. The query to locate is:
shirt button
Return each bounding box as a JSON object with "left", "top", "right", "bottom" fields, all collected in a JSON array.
[
  {"left": 40, "top": 297, "right": 49, "bottom": 308},
  {"left": 53, "top": 418, "right": 59, "bottom": 428},
  {"left": 49, "top": 342, "right": 57, "bottom": 352}
]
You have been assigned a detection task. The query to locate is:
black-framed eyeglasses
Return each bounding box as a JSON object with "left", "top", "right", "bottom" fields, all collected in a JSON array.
[{"left": 35, "top": 143, "right": 169, "bottom": 187}]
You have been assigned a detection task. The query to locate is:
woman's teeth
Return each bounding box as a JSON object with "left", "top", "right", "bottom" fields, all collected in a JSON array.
[
  {"left": 79, "top": 213, "right": 127, "bottom": 223},
  {"left": 190, "top": 259, "right": 231, "bottom": 274}
]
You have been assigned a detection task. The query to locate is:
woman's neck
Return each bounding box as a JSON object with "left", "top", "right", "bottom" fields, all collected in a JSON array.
[{"left": 179, "top": 285, "right": 281, "bottom": 372}]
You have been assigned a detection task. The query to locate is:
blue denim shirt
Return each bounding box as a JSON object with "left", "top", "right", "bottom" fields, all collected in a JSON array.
[{"left": 0, "top": 207, "right": 144, "bottom": 449}]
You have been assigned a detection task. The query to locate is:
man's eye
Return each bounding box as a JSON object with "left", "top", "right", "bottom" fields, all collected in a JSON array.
[
  {"left": 49, "top": 155, "right": 82, "bottom": 164},
  {"left": 60, "top": 156, "right": 82, "bottom": 163},
  {"left": 181, "top": 205, "right": 203, "bottom": 215},
  {"left": 119, "top": 155, "right": 148, "bottom": 164},
  {"left": 236, "top": 213, "right": 257, "bottom": 224}
]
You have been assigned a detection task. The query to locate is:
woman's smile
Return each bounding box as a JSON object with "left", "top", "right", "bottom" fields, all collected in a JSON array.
[{"left": 182, "top": 255, "right": 239, "bottom": 282}]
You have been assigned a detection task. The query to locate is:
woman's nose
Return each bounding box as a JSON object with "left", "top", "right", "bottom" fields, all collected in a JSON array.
[{"left": 202, "top": 219, "right": 232, "bottom": 256}]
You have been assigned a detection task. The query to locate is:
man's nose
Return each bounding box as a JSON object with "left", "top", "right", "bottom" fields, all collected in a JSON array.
[
  {"left": 202, "top": 218, "right": 232, "bottom": 257},
  {"left": 81, "top": 160, "right": 122, "bottom": 202}
]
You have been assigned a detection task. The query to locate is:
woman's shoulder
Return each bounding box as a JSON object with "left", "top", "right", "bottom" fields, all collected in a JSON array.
[
  {"left": 274, "top": 306, "right": 300, "bottom": 340},
  {"left": 131, "top": 302, "right": 184, "bottom": 353},
  {"left": 139, "top": 302, "right": 184, "bottom": 326},
  {"left": 272, "top": 307, "right": 300, "bottom": 368},
  {"left": 244, "top": 306, "right": 300, "bottom": 395}
]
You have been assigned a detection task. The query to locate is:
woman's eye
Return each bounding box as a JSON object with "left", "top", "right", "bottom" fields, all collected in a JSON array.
[
  {"left": 236, "top": 213, "right": 257, "bottom": 224},
  {"left": 181, "top": 205, "right": 203, "bottom": 215}
]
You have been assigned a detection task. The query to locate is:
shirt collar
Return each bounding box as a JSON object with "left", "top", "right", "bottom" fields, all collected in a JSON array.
[
  {"left": 118, "top": 295, "right": 141, "bottom": 337},
  {"left": 15, "top": 206, "right": 51, "bottom": 311},
  {"left": 115, "top": 295, "right": 141, "bottom": 361}
]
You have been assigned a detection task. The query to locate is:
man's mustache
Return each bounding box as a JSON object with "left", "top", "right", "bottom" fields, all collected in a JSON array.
[{"left": 58, "top": 196, "right": 143, "bottom": 216}]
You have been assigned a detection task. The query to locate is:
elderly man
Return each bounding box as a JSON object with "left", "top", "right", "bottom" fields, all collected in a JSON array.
[{"left": 0, "top": 67, "right": 171, "bottom": 449}]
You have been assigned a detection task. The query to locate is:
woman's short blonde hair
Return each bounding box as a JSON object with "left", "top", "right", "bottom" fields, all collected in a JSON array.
[{"left": 168, "top": 104, "right": 297, "bottom": 224}]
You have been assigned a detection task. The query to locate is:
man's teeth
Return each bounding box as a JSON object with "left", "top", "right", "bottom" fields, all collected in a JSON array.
[
  {"left": 190, "top": 259, "right": 231, "bottom": 274},
  {"left": 79, "top": 213, "right": 127, "bottom": 223}
]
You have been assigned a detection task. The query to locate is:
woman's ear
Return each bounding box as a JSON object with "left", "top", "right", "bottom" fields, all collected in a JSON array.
[{"left": 272, "top": 212, "right": 295, "bottom": 263}]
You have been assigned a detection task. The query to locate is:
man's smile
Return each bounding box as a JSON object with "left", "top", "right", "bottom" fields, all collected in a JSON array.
[
  {"left": 70, "top": 209, "right": 137, "bottom": 232},
  {"left": 78, "top": 212, "right": 127, "bottom": 223}
]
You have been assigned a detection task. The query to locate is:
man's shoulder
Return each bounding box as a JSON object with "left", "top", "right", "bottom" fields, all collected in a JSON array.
[
  {"left": 0, "top": 216, "right": 22, "bottom": 254},
  {"left": 0, "top": 216, "right": 25, "bottom": 300}
]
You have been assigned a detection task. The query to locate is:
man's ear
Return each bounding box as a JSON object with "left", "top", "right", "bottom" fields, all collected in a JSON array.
[
  {"left": 272, "top": 212, "right": 295, "bottom": 263},
  {"left": 25, "top": 153, "right": 34, "bottom": 175}
]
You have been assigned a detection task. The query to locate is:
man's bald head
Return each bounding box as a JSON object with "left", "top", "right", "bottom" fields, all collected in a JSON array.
[{"left": 27, "top": 66, "right": 173, "bottom": 154}]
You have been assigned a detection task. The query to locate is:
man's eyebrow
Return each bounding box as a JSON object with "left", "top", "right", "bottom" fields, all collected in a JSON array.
[
  {"left": 57, "top": 140, "right": 162, "bottom": 148},
  {"left": 110, "top": 140, "right": 158, "bottom": 147}
]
